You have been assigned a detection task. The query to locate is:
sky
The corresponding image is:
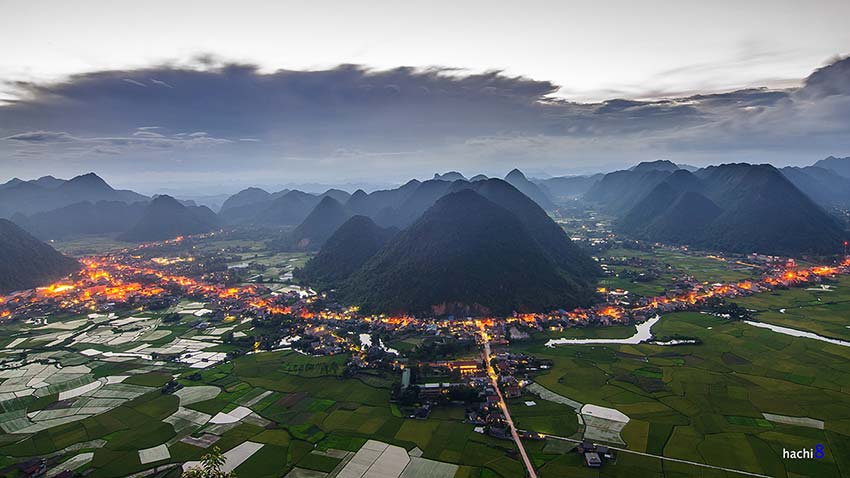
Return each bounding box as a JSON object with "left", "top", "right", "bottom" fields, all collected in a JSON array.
[{"left": 1, "top": 0, "right": 849, "bottom": 193}]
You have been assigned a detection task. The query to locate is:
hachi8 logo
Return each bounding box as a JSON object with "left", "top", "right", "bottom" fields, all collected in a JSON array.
[{"left": 783, "top": 444, "right": 826, "bottom": 460}]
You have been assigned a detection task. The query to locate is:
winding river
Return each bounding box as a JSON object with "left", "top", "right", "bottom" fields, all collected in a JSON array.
[
  {"left": 545, "top": 315, "right": 660, "bottom": 347},
  {"left": 544, "top": 315, "right": 850, "bottom": 349}
]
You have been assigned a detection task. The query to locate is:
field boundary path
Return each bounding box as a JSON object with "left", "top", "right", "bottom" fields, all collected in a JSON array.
[{"left": 544, "top": 434, "right": 774, "bottom": 478}]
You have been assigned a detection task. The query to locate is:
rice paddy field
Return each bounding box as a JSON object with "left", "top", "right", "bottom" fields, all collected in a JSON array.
[
  {"left": 599, "top": 247, "right": 759, "bottom": 297},
  {"left": 512, "top": 311, "right": 850, "bottom": 478},
  {"left": 3, "top": 239, "right": 850, "bottom": 477},
  {"left": 3, "top": 304, "right": 850, "bottom": 477},
  {"left": 733, "top": 275, "right": 850, "bottom": 341},
  {"left": 0, "top": 328, "right": 531, "bottom": 478}
]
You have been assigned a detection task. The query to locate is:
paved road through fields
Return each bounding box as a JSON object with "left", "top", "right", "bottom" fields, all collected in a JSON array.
[{"left": 479, "top": 323, "right": 538, "bottom": 478}]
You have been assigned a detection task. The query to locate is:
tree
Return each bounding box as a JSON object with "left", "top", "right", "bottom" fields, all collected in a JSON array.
[{"left": 182, "top": 447, "right": 235, "bottom": 478}]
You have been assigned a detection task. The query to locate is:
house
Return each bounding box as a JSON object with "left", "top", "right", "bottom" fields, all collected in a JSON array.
[{"left": 584, "top": 452, "right": 602, "bottom": 468}]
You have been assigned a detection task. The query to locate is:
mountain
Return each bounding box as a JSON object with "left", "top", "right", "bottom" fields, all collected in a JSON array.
[
  {"left": 583, "top": 168, "right": 674, "bottom": 212},
  {"left": 812, "top": 156, "right": 850, "bottom": 179},
  {"left": 220, "top": 189, "right": 348, "bottom": 226},
  {"left": 618, "top": 164, "right": 846, "bottom": 256},
  {"left": 220, "top": 187, "right": 273, "bottom": 212},
  {"left": 504, "top": 169, "right": 555, "bottom": 210},
  {"left": 298, "top": 215, "right": 397, "bottom": 288},
  {"left": 345, "top": 180, "right": 422, "bottom": 218},
  {"left": 275, "top": 197, "right": 352, "bottom": 251},
  {"left": 470, "top": 174, "right": 489, "bottom": 182},
  {"left": 0, "top": 219, "right": 80, "bottom": 294},
  {"left": 339, "top": 190, "right": 596, "bottom": 315},
  {"left": 260, "top": 190, "right": 325, "bottom": 225},
  {"left": 374, "top": 179, "right": 458, "bottom": 227},
  {"left": 31, "top": 176, "right": 65, "bottom": 189},
  {"left": 647, "top": 191, "right": 723, "bottom": 243},
  {"left": 537, "top": 174, "right": 604, "bottom": 202},
  {"left": 470, "top": 179, "right": 600, "bottom": 278},
  {"left": 218, "top": 187, "right": 291, "bottom": 224},
  {"left": 11, "top": 201, "right": 147, "bottom": 240},
  {"left": 433, "top": 171, "right": 467, "bottom": 181},
  {"left": 0, "top": 178, "right": 25, "bottom": 191},
  {"left": 321, "top": 189, "right": 352, "bottom": 204},
  {"left": 630, "top": 160, "right": 681, "bottom": 173},
  {"left": 0, "top": 173, "right": 148, "bottom": 218},
  {"left": 118, "top": 195, "right": 219, "bottom": 242},
  {"left": 342, "top": 178, "right": 598, "bottom": 279},
  {"left": 55, "top": 173, "right": 147, "bottom": 204},
  {"left": 781, "top": 166, "right": 850, "bottom": 208}
]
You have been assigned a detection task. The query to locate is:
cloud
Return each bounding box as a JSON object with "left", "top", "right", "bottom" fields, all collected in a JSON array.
[
  {"left": 122, "top": 78, "right": 148, "bottom": 87},
  {"left": 3, "top": 131, "right": 78, "bottom": 143},
  {"left": 3, "top": 128, "right": 232, "bottom": 151},
  {"left": 150, "top": 79, "right": 173, "bottom": 88},
  {"left": 1, "top": 55, "right": 849, "bottom": 185}
]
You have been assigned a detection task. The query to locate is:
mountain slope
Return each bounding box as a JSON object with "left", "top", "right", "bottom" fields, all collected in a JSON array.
[
  {"left": 584, "top": 169, "right": 673, "bottom": 212},
  {"left": 782, "top": 165, "right": 850, "bottom": 208},
  {"left": 12, "top": 201, "right": 147, "bottom": 239},
  {"left": 471, "top": 179, "right": 600, "bottom": 278},
  {"left": 813, "top": 156, "right": 850, "bottom": 178},
  {"left": 339, "top": 177, "right": 598, "bottom": 279},
  {"left": 345, "top": 180, "right": 422, "bottom": 218},
  {"left": 504, "top": 169, "right": 555, "bottom": 210},
  {"left": 220, "top": 187, "right": 273, "bottom": 212},
  {"left": 340, "top": 190, "right": 596, "bottom": 315},
  {"left": 642, "top": 191, "right": 722, "bottom": 243},
  {"left": 298, "top": 215, "right": 397, "bottom": 288},
  {"left": 618, "top": 170, "right": 704, "bottom": 232},
  {"left": 0, "top": 219, "right": 80, "bottom": 293},
  {"left": 118, "top": 195, "right": 219, "bottom": 242},
  {"left": 630, "top": 160, "right": 681, "bottom": 173},
  {"left": 618, "top": 163, "right": 847, "bottom": 255},
  {"left": 537, "top": 174, "right": 603, "bottom": 202},
  {"left": 0, "top": 173, "right": 148, "bottom": 218},
  {"left": 434, "top": 171, "right": 467, "bottom": 181},
  {"left": 275, "top": 197, "right": 352, "bottom": 250},
  {"left": 260, "top": 190, "right": 325, "bottom": 225}
]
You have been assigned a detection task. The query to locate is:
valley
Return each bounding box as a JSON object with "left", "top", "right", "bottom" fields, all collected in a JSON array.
[{"left": 2, "top": 223, "right": 850, "bottom": 477}]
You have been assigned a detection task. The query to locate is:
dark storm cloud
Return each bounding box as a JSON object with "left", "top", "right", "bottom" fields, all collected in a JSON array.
[
  {"left": 2, "top": 63, "right": 568, "bottom": 145},
  {"left": 1, "top": 55, "right": 849, "bottom": 184}
]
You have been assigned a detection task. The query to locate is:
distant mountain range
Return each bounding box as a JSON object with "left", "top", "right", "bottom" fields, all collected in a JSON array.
[
  {"left": 0, "top": 219, "right": 80, "bottom": 294},
  {"left": 218, "top": 188, "right": 351, "bottom": 226},
  {"left": 813, "top": 156, "right": 850, "bottom": 178},
  {"left": 0, "top": 173, "right": 147, "bottom": 218},
  {"left": 5, "top": 157, "right": 850, "bottom": 256}
]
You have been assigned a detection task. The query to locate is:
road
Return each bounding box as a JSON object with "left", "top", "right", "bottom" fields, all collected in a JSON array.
[
  {"left": 477, "top": 323, "right": 770, "bottom": 478},
  {"left": 479, "top": 323, "right": 538, "bottom": 478}
]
